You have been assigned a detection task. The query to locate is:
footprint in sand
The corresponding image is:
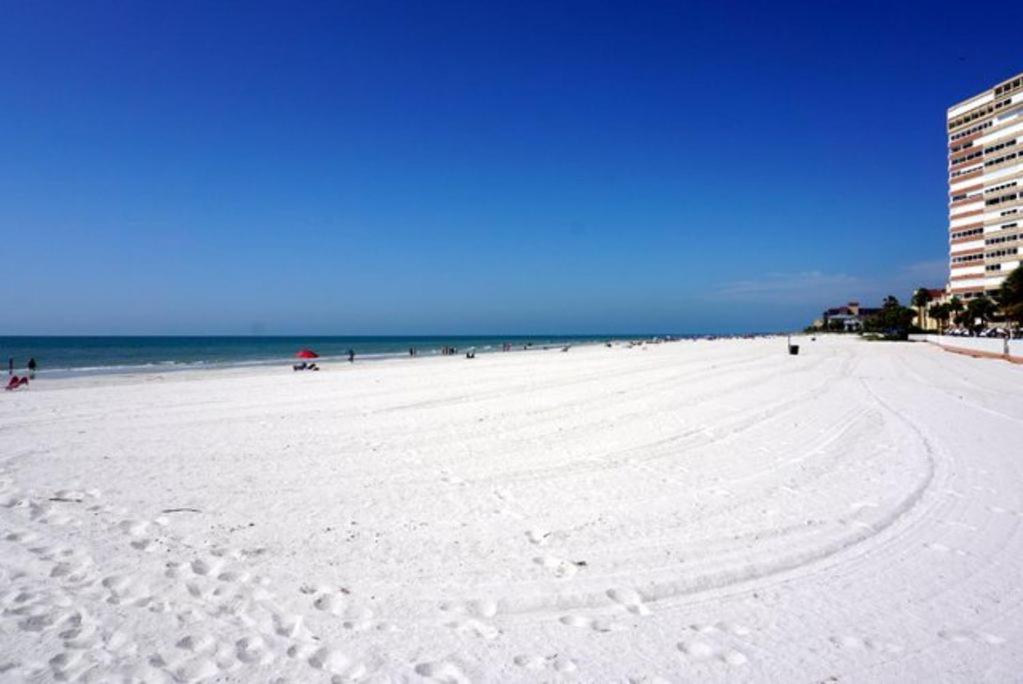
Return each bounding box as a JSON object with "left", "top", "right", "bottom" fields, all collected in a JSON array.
[
  {"left": 50, "top": 560, "right": 91, "bottom": 581},
  {"left": 677, "top": 639, "right": 748, "bottom": 666},
  {"left": 513, "top": 653, "right": 578, "bottom": 674},
  {"left": 272, "top": 612, "right": 305, "bottom": 639},
  {"left": 560, "top": 614, "right": 627, "bottom": 632},
  {"left": 189, "top": 557, "right": 224, "bottom": 577},
  {"left": 172, "top": 657, "right": 221, "bottom": 683},
  {"left": 828, "top": 635, "right": 893, "bottom": 651},
  {"left": 526, "top": 529, "right": 551, "bottom": 546},
  {"left": 49, "top": 650, "right": 91, "bottom": 681},
  {"left": 304, "top": 646, "right": 349, "bottom": 670},
  {"left": 938, "top": 629, "right": 1006, "bottom": 645},
  {"left": 926, "top": 543, "right": 968, "bottom": 556},
  {"left": 440, "top": 598, "right": 499, "bottom": 639},
  {"left": 235, "top": 635, "right": 272, "bottom": 665},
  {"left": 533, "top": 555, "right": 579, "bottom": 578},
  {"left": 176, "top": 633, "right": 217, "bottom": 654},
  {"left": 691, "top": 621, "right": 751, "bottom": 637},
  {"left": 101, "top": 575, "right": 151, "bottom": 605},
  {"left": 4, "top": 530, "right": 39, "bottom": 544},
  {"left": 415, "top": 660, "right": 471, "bottom": 683},
  {"left": 447, "top": 618, "right": 499, "bottom": 640},
  {"left": 607, "top": 588, "right": 650, "bottom": 616},
  {"left": 342, "top": 606, "right": 375, "bottom": 632},
  {"left": 216, "top": 569, "right": 250, "bottom": 583},
  {"left": 678, "top": 623, "right": 754, "bottom": 667},
  {"left": 118, "top": 519, "right": 150, "bottom": 537},
  {"left": 313, "top": 591, "right": 347, "bottom": 615},
  {"left": 469, "top": 598, "right": 498, "bottom": 618},
  {"left": 61, "top": 615, "right": 99, "bottom": 650},
  {"left": 440, "top": 598, "right": 498, "bottom": 618}
]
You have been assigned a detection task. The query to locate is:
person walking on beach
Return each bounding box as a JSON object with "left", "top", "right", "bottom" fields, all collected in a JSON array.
[
  {"left": 347, "top": 349, "right": 355, "bottom": 363},
  {"left": 27, "top": 358, "right": 37, "bottom": 379},
  {"left": 7, "top": 357, "right": 12, "bottom": 376}
]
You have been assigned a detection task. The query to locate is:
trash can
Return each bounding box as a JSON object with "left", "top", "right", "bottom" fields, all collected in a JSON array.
[{"left": 788, "top": 344, "right": 800, "bottom": 355}]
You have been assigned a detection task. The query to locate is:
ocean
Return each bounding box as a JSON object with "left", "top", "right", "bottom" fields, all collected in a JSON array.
[{"left": 0, "top": 335, "right": 664, "bottom": 378}]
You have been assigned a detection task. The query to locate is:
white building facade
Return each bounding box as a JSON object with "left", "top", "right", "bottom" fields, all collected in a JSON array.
[{"left": 947, "top": 72, "right": 1023, "bottom": 298}]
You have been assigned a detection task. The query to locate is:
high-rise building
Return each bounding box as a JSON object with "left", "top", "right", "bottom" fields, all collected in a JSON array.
[{"left": 947, "top": 72, "right": 1023, "bottom": 299}]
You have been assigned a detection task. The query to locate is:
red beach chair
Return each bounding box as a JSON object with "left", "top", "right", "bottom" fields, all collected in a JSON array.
[{"left": 4, "top": 376, "right": 28, "bottom": 391}]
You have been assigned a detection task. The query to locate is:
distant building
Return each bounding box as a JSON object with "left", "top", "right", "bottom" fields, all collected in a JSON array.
[
  {"left": 820, "top": 301, "right": 881, "bottom": 332},
  {"left": 947, "top": 72, "right": 1023, "bottom": 299}
]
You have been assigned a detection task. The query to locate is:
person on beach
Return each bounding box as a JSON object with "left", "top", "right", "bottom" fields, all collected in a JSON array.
[
  {"left": 27, "top": 358, "right": 37, "bottom": 378},
  {"left": 348, "top": 349, "right": 355, "bottom": 363},
  {"left": 7, "top": 357, "right": 12, "bottom": 376}
]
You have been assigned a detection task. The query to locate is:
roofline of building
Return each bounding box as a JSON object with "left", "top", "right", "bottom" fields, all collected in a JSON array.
[{"left": 946, "top": 70, "right": 1023, "bottom": 113}]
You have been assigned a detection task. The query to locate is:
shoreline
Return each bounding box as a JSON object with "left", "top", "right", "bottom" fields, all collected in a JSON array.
[
  {"left": 8, "top": 334, "right": 782, "bottom": 388},
  {"left": 2, "top": 334, "right": 668, "bottom": 383}
]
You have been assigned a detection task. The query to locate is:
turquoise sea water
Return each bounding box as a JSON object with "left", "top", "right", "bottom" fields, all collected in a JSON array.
[{"left": 0, "top": 335, "right": 667, "bottom": 377}]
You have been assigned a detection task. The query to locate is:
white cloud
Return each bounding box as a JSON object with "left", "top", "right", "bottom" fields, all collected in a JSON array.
[
  {"left": 714, "top": 271, "right": 863, "bottom": 304},
  {"left": 713, "top": 260, "right": 949, "bottom": 307}
]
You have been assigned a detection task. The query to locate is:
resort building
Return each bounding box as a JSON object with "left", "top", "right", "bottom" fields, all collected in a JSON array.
[
  {"left": 947, "top": 71, "right": 1023, "bottom": 299},
  {"left": 820, "top": 301, "right": 881, "bottom": 332}
]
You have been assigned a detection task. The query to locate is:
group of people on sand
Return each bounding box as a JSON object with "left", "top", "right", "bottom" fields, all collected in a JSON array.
[
  {"left": 291, "top": 341, "right": 589, "bottom": 370},
  {"left": 5, "top": 357, "right": 37, "bottom": 391}
]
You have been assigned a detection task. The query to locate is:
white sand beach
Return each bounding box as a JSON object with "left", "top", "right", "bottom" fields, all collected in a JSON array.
[{"left": 2, "top": 336, "right": 1023, "bottom": 682}]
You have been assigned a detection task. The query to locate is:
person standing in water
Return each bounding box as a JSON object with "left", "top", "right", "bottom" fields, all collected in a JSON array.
[
  {"left": 347, "top": 349, "right": 355, "bottom": 363},
  {"left": 27, "top": 358, "right": 37, "bottom": 379}
]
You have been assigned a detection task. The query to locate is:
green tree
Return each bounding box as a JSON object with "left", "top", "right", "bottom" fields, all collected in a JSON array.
[
  {"left": 864, "top": 296, "right": 916, "bottom": 340},
  {"left": 929, "top": 302, "right": 951, "bottom": 333},
  {"left": 911, "top": 288, "right": 933, "bottom": 330},
  {"left": 995, "top": 265, "right": 1023, "bottom": 327},
  {"left": 965, "top": 295, "right": 998, "bottom": 333},
  {"left": 948, "top": 296, "right": 965, "bottom": 329}
]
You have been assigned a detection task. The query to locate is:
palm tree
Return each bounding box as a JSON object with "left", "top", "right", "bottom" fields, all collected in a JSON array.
[
  {"left": 995, "top": 265, "right": 1023, "bottom": 330},
  {"left": 929, "top": 302, "right": 951, "bottom": 333},
  {"left": 911, "top": 288, "right": 933, "bottom": 330},
  {"left": 965, "top": 295, "right": 998, "bottom": 334},
  {"left": 948, "top": 296, "right": 964, "bottom": 329}
]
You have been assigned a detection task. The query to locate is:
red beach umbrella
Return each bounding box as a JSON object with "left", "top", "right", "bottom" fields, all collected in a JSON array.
[{"left": 295, "top": 348, "right": 319, "bottom": 359}]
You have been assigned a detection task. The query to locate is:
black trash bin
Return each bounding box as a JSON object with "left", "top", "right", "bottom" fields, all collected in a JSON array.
[{"left": 788, "top": 344, "right": 800, "bottom": 355}]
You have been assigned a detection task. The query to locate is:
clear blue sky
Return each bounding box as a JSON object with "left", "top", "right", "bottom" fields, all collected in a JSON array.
[{"left": 3, "top": 1, "right": 1021, "bottom": 334}]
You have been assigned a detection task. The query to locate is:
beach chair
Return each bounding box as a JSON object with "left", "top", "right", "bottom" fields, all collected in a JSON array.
[{"left": 5, "top": 376, "right": 28, "bottom": 391}]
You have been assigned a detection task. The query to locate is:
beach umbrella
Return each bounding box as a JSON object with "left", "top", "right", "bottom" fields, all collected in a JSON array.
[{"left": 296, "top": 348, "right": 319, "bottom": 359}]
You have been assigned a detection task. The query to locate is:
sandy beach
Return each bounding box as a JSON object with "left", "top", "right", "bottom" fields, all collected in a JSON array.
[{"left": 2, "top": 335, "right": 1023, "bottom": 682}]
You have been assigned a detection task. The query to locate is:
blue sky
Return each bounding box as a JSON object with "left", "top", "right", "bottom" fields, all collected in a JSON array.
[{"left": 2, "top": 1, "right": 1021, "bottom": 334}]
